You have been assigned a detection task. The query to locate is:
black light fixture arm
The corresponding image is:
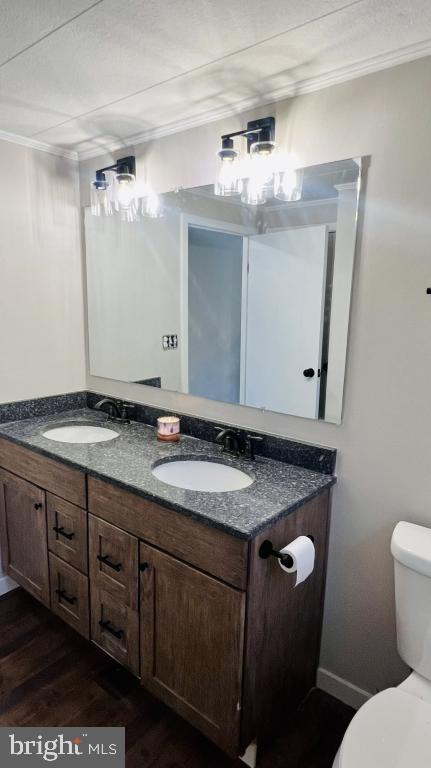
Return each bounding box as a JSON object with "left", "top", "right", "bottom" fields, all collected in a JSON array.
[
  {"left": 221, "top": 116, "right": 275, "bottom": 153},
  {"left": 94, "top": 155, "right": 136, "bottom": 188}
]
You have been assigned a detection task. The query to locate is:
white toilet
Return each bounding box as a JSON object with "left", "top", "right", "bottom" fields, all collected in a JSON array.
[{"left": 333, "top": 521, "right": 431, "bottom": 767}]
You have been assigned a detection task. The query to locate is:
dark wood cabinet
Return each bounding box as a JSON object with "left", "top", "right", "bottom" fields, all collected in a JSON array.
[
  {"left": 0, "top": 468, "right": 50, "bottom": 606},
  {"left": 0, "top": 440, "right": 331, "bottom": 762},
  {"left": 140, "top": 542, "right": 246, "bottom": 755}
]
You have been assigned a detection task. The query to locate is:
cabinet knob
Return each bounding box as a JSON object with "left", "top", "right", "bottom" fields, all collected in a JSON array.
[
  {"left": 139, "top": 562, "right": 149, "bottom": 572},
  {"left": 34, "top": 502, "right": 43, "bottom": 510}
]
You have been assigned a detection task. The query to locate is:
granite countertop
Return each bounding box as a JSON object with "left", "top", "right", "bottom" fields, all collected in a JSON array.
[{"left": 0, "top": 409, "right": 336, "bottom": 540}]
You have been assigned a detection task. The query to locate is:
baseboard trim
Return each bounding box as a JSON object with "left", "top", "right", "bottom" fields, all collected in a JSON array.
[
  {"left": 0, "top": 574, "right": 19, "bottom": 597},
  {"left": 317, "top": 667, "right": 372, "bottom": 710}
]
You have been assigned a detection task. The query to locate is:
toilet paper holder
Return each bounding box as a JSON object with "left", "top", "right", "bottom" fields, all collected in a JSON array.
[{"left": 259, "top": 536, "right": 314, "bottom": 568}]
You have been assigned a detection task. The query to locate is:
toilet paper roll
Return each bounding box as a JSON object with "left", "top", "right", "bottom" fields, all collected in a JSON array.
[{"left": 278, "top": 535, "right": 315, "bottom": 586}]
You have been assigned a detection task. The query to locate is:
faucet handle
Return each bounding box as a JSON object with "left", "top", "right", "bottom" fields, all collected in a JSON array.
[
  {"left": 245, "top": 434, "right": 264, "bottom": 460},
  {"left": 120, "top": 403, "right": 135, "bottom": 423}
]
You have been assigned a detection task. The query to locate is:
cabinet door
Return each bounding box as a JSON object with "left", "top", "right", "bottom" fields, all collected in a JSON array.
[
  {"left": 140, "top": 542, "right": 245, "bottom": 755},
  {"left": 0, "top": 469, "right": 49, "bottom": 606}
]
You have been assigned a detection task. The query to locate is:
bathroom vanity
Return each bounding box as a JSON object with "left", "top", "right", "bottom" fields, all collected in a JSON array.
[{"left": 0, "top": 409, "right": 335, "bottom": 760}]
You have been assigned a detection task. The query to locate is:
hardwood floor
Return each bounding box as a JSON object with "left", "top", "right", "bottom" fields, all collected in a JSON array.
[{"left": 0, "top": 589, "right": 354, "bottom": 767}]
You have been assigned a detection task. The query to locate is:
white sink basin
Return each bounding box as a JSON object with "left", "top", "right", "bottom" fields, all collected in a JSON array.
[
  {"left": 152, "top": 460, "right": 253, "bottom": 492},
  {"left": 42, "top": 424, "right": 119, "bottom": 444}
]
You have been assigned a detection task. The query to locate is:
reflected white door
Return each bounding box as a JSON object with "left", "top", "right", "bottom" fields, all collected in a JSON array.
[{"left": 244, "top": 226, "right": 328, "bottom": 418}]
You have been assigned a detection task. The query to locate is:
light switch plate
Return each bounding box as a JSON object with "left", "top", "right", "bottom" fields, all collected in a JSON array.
[{"left": 162, "top": 334, "right": 178, "bottom": 350}]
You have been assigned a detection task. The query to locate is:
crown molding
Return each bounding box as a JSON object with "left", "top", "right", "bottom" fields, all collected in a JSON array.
[
  {"left": 3, "top": 36, "right": 431, "bottom": 164},
  {"left": 0, "top": 129, "right": 78, "bottom": 161},
  {"left": 77, "top": 36, "right": 431, "bottom": 162}
]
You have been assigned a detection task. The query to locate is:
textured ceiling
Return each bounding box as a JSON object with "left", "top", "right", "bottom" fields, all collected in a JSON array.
[{"left": 1, "top": 0, "right": 431, "bottom": 158}]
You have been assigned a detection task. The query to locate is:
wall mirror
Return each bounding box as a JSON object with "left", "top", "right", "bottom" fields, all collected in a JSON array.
[{"left": 84, "top": 158, "right": 362, "bottom": 423}]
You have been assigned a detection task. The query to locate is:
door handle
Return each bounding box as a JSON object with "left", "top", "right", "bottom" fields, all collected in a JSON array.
[{"left": 303, "top": 368, "right": 315, "bottom": 378}]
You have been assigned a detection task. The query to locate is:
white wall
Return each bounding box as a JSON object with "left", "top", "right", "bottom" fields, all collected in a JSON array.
[
  {"left": 0, "top": 141, "right": 86, "bottom": 404},
  {"left": 85, "top": 208, "right": 182, "bottom": 388},
  {"left": 80, "top": 55, "right": 431, "bottom": 698}
]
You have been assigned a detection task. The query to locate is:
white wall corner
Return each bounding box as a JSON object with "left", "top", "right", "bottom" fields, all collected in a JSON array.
[{"left": 317, "top": 667, "right": 372, "bottom": 710}]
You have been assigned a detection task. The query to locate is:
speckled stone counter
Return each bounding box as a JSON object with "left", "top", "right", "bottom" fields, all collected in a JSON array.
[{"left": 0, "top": 409, "right": 336, "bottom": 539}]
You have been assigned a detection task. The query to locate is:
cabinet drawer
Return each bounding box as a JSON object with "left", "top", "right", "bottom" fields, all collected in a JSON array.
[
  {"left": 90, "top": 584, "right": 139, "bottom": 675},
  {"left": 49, "top": 553, "right": 89, "bottom": 639},
  {"left": 88, "top": 477, "right": 248, "bottom": 589},
  {"left": 47, "top": 494, "right": 88, "bottom": 574},
  {"left": 89, "top": 514, "right": 138, "bottom": 610},
  {"left": 0, "top": 438, "right": 86, "bottom": 507}
]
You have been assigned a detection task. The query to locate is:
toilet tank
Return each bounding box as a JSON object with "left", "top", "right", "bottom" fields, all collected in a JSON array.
[{"left": 391, "top": 522, "right": 431, "bottom": 679}]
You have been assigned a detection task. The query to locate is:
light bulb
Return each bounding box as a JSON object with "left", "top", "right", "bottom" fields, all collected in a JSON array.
[
  {"left": 114, "top": 172, "right": 139, "bottom": 221},
  {"left": 240, "top": 144, "right": 275, "bottom": 205}
]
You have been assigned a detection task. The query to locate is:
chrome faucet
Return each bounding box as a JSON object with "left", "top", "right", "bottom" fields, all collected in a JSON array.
[{"left": 94, "top": 398, "right": 134, "bottom": 424}]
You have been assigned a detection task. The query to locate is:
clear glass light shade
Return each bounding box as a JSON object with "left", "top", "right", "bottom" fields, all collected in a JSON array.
[
  {"left": 141, "top": 190, "right": 163, "bottom": 218},
  {"left": 250, "top": 140, "right": 276, "bottom": 158},
  {"left": 240, "top": 176, "right": 267, "bottom": 205},
  {"left": 90, "top": 180, "right": 113, "bottom": 216},
  {"left": 214, "top": 149, "right": 241, "bottom": 196},
  {"left": 114, "top": 172, "right": 139, "bottom": 222},
  {"left": 240, "top": 144, "right": 275, "bottom": 205},
  {"left": 274, "top": 167, "right": 304, "bottom": 202}
]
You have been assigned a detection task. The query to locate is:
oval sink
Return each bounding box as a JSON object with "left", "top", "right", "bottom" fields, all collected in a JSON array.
[
  {"left": 42, "top": 424, "right": 119, "bottom": 444},
  {"left": 152, "top": 460, "right": 253, "bottom": 492}
]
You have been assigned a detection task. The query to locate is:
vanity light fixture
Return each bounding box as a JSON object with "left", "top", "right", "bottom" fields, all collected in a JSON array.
[
  {"left": 215, "top": 117, "right": 275, "bottom": 203},
  {"left": 90, "top": 156, "right": 137, "bottom": 220},
  {"left": 214, "top": 117, "right": 303, "bottom": 205}
]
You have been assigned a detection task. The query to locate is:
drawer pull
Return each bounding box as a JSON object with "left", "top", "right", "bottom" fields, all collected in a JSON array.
[
  {"left": 97, "top": 554, "right": 122, "bottom": 572},
  {"left": 99, "top": 619, "right": 124, "bottom": 639},
  {"left": 34, "top": 502, "right": 43, "bottom": 510},
  {"left": 55, "top": 588, "right": 77, "bottom": 605},
  {"left": 53, "top": 525, "right": 75, "bottom": 540}
]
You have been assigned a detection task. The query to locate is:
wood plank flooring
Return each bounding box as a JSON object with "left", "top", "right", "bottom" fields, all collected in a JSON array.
[{"left": 0, "top": 589, "right": 354, "bottom": 767}]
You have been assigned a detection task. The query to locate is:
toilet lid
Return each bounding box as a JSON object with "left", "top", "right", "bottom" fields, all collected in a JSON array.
[{"left": 339, "top": 688, "right": 431, "bottom": 768}]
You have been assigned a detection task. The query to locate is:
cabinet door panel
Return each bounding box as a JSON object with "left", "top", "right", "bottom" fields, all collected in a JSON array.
[
  {"left": 140, "top": 543, "right": 245, "bottom": 755},
  {"left": 0, "top": 469, "right": 49, "bottom": 606}
]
